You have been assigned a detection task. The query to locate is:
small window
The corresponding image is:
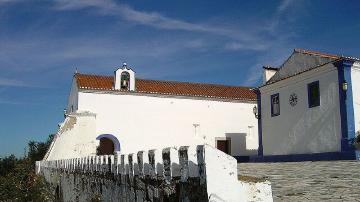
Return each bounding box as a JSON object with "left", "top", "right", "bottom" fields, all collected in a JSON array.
[
  {"left": 308, "top": 81, "right": 320, "bottom": 108},
  {"left": 271, "top": 93, "right": 280, "bottom": 117}
]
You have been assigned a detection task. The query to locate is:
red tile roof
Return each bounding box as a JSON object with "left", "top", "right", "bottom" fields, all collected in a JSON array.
[{"left": 75, "top": 73, "right": 257, "bottom": 101}]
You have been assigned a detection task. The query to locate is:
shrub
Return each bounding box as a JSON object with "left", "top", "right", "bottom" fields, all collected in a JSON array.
[{"left": 0, "top": 134, "right": 54, "bottom": 201}]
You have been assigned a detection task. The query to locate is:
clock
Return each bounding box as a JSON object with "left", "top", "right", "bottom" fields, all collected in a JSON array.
[{"left": 289, "top": 93, "right": 298, "bottom": 106}]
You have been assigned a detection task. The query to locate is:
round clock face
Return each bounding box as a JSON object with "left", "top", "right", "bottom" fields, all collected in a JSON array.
[{"left": 289, "top": 93, "right": 298, "bottom": 106}]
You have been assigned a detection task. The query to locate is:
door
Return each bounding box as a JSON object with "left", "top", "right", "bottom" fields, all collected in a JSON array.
[
  {"left": 97, "top": 137, "right": 115, "bottom": 155},
  {"left": 217, "top": 140, "right": 230, "bottom": 154}
]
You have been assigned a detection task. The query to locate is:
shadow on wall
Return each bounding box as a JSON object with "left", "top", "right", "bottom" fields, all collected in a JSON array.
[{"left": 226, "top": 133, "right": 258, "bottom": 156}]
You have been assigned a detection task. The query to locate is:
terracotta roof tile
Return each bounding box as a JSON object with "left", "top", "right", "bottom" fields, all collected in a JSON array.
[{"left": 75, "top": 73, "right": 257, "bottom": 101}]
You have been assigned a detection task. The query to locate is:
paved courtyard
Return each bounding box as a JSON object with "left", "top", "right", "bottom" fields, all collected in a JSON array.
[{"left": 238, "top": 161, "right": 360, "bottom": 202}]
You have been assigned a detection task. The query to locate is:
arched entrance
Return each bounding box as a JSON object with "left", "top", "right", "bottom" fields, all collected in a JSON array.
[{"left": 96, "top": 134, "right": 120, "bottom": 155}]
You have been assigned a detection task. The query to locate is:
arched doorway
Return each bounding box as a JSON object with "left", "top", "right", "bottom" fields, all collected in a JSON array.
[{"left": 96, "top": 134, "right": 120, "bottom": 155}]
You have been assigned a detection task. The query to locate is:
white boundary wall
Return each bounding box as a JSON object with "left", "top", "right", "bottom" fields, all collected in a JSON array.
[{"left": 37, "top": 145, "right": 273, "bottom": 202}]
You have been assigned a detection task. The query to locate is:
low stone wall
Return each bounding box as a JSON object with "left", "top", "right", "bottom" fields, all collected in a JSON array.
[{"left": 36, "top": 145, "right": 272, "bottom": 202}]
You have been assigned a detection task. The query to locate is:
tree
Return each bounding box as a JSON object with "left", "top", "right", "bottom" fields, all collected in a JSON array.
[
  {"left": 27, "top": 134, "right": 54, "bottom": 166},
  {"left": 0, "top": 134, "right": 54, "bottom": 201}
]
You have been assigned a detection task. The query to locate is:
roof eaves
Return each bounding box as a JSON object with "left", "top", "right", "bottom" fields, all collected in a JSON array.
[{"left": 78, "top": 87, "right": 257, "bottom": 101}]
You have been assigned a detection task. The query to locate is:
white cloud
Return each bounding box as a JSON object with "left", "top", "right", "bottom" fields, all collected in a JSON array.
[
  {"left": 53, "top": 0, "right": 117, "bottom": 12},
  {"left": 0, "top": 78, "right": 26, "bottom": 87},
  {"left": 0, "top": 98, "right": 22, "bottom": 104},
  {"left": 52, "top": 0, "right": 265, "bottom": 49},
  {"left": 224, "top": 42, "right": 269, "bottom": 51},
  {"left": 277, "top": 0, "right": 295, "bottom": 13},
  {"left": 0, "top": 0, "right": 14, "bottom": 4},
  {"left": 0, "top": 0, "right": 301, "bottom": 87},
  {"left": 242, "top": 45, "right": 292, "bottom": 86}
]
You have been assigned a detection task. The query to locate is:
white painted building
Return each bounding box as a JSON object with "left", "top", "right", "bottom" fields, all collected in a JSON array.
[
  {"left": 45, "top": 64, "right": 259, "bottom": 160},
  {"left": 257, "top": 49, "right": 360, "bottom": 161}
]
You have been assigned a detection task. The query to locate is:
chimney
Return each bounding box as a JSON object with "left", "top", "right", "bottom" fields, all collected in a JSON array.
[{"left": 262, "top": 66, "right": 278, "bottom": 84}]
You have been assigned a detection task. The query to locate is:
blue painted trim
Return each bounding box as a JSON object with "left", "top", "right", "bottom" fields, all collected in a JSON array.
[
  {"left": 336, "top": 60, "right": 356, "bottom": 152},
  {"left": 355, "top": 150, "right": 360, "bottom": 160},
  {"left": 307, "top": 80, "right": 320, "bottom": 108},
  {"left": 255, "top": 89, "right": 263, "bottom": 156},
  {"left": 96, "top": 134, "right": 121, "bottom": 152},
  {"left": 234, "top": 151, "right": 359, "bottom": 162},
  {"left": 270, "top": 93, "right": 280, "bottom": 117}
]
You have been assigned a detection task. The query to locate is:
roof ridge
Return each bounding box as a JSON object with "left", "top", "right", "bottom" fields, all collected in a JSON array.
[{"left": 294, "top": 48, "right": 340, "bottom": 59}]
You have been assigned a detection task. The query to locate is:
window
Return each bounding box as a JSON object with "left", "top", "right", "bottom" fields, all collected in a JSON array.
[
  {"left": 271, "top": 93, "right": 280, "bottom": 117},
  {"left": 308, "top": 81, "right": 320, "bottom": 108}
]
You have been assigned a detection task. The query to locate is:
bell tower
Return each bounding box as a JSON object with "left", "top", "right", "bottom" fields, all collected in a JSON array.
[{"left": 114, "top": 63, "right": 135, "bottom": 91}]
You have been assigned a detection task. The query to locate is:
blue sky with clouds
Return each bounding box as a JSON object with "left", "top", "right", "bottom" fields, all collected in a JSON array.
[{"left": 1, "top": 0, "right": 360, "bottom": 156}]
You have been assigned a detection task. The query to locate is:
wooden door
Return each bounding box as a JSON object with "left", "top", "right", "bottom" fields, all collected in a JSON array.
[
  {"left": 98, "top": 137, "right": 115, "bottom": 155},
  {"left": 217, "top": 140, "right": 230, "bottom": 154}
]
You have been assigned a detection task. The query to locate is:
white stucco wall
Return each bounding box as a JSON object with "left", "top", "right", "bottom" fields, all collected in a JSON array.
[
  {"left": 352, "top": 63, "right": 360, "bottom": 135},
  {"left": 66, "top": 78, "right": 79, "bottom": 114},
  {"left": 260, "top": 64, "right": 342, "bottom": 155},
  {"left": 46, "top": 113, "right": 97, "bottom": 160},
  {"left": 76, "top": 92, "right": 259, "bottom": 156}
]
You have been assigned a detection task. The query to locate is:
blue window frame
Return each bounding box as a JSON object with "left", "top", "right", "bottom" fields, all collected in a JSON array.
[
  {"left": 308, "top": 81, "right": 320, "bottom": 108},
  {"left": 271, "top": 93, "right": 280, "bottom": 117}
]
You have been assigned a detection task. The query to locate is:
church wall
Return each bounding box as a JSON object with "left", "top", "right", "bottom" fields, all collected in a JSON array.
[
  {"left": 260, "top": 64, "right": 342, "bottom": 155},
  {"left": 351, "top": 63, "right": 360, "bottom": 135},
  {"left": 46, "top": 114, "right": 97, "bottom": 160},
  {"left": 77, "top": 92, "right": 258, "bottom": 156},
  {"left": 66, "top": 78, "right": 79, "bottom": 114}
]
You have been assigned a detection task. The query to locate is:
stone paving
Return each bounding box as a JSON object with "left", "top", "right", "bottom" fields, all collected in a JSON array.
[{"left": 238, "top": 161, "right": 360, "bottom": 202}]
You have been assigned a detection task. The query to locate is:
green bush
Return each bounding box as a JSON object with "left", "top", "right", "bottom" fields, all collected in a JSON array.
[{"left": 0, "top": 134, "right": 54, "bottom": 201}]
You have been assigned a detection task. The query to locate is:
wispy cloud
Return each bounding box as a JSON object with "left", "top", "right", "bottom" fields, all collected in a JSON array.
[
  {"left": 242, "top": 47, "right": 291, "bottom": 85},
  {"left": 0, "top": 0, "right": 14, "bottom": 5},
  {"left": 52, "top": 0, "right": 266, "bottom": 50},
  {"left": 224, "top": 42, "right": 269, "bottom": 51},
  {"left": 0, "top": 0, "right": 301, "bottom": 87},
  {"left": 277, "top": 0, "right": 295, "bottom": 13},
  {"left": 0, "top": 98, "right": 23, "bottom": 105},
  {"left": 0, "top": 78, "right": 27, "bottom": 87},
  {"left": 242, "top": 0, "right": 300, "bottom": 85}
]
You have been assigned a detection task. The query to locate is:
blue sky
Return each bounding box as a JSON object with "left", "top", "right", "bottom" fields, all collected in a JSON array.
[{"left": 1, "top": 0, "right": 360, "bottom": 157}]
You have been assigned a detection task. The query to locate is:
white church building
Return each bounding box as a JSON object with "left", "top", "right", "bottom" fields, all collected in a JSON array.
[
  {"left": 45, "top": 48, "right": 360, "bottom": 162},
  {"left": 45, "top": 64, "right": 259, "bottom": 160},
  {"left": 257, "top": 49, "right": 360, "bottom": 161}
]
